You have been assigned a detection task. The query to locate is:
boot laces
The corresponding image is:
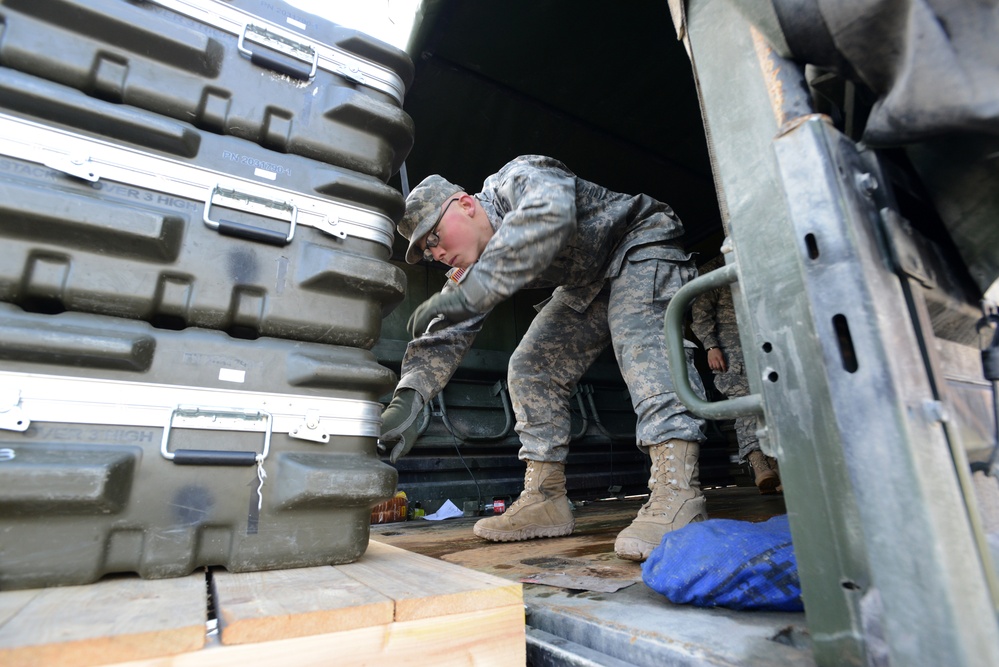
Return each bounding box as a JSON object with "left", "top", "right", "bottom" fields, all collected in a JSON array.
[
  {"left": 510, "top": 461, "right": 541, "bottom": 509},
  {"left": 640, "top": 444, "right": 682, "bottom": 516}
]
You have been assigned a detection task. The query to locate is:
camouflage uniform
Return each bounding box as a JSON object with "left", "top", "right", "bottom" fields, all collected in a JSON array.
[
  {"left": 397, "top": 155, "right": 705, "bottom": 461},
  {"left": 690, "top": 254, "right": 760, "bottom": 461}
]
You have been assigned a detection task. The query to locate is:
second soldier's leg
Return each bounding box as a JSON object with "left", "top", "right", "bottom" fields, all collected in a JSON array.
[{"left": 715, "top": 364, "right": 780, "bottom": 492}]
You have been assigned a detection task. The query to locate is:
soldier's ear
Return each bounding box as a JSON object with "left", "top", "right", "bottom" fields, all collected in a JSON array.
[{"left": 458, "top": 193, "right": 476, "bottom": 215}]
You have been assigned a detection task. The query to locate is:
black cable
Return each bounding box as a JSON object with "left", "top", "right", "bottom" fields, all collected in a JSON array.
[
  {"left": 975, "top": 312, "right": 999, "bottom": 477},
  {"left": 436, "top": 397, "right": 483, "bottom": 509}
]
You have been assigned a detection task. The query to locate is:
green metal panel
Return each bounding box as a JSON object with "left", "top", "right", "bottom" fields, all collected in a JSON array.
[{"left": 679, "top": 1, "right": 999, "bottom": 664}]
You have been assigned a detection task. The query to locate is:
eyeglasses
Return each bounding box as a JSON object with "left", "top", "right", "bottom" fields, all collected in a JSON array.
[{"left": 423, "top": 198, "right": 459, "bottom": 262}]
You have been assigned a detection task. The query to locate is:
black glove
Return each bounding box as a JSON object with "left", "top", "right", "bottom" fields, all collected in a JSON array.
[
  {"left": 378, "top": 389, "right": 424, "bottom": 463},
  {"left": 406, "top": 289, "right": 479, "bottom": 339}
]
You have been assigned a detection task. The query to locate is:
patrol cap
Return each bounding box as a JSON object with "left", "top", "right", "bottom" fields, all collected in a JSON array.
[{"left": 399, "top": 174, "right": 463, "bottom": 264}]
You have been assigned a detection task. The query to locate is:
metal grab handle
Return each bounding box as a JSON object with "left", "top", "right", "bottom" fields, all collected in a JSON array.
[
  {"left": 203, "top": 185, "right": 297, "bottom": 246},
  {"left": 569, "top": 386, "right": 589, "bottom": 441},
  {"left": 580, "top": 384, "right": 634, "bottom": 442},
  {"left": 237, "top": 23, "right": 318, "bottom": 81},
  {"left": 664, "top": 262, "right": 765, "bottom": 420},
  {"left": 172, "top": 450, "right": 258, "bottom": 466},
  {"left": 246, "top": 49, "right": 312, "bottom": 82},
  {"left": 436, "top": 380, "right": 514, "bottom": 443},
  {"left": 160, "top": 405, "right": 273, "bottom": 466},
  {"left": 216, "top": 219, "right": 291, "bottom": 246}
]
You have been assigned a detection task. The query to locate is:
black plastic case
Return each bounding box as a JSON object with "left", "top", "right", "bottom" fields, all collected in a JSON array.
[
  {"left": 0, "top": 0, "right": 415, "bottom": 180},
  {"left": 0, "top": 304, "right": 399, "bottom": 590},
  {"left": 0, "top": 67, "right": 407, "bottom": 347}
]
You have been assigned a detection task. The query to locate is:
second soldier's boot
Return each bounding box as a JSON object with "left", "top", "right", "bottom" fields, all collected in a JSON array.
[
  {"left": 615, "top": 439, "right": 708, "bottom": 562},
  {"left": 747, "top": 449, "right": 781, "bottom": 494},
  {"left": 770, "top": 455, "right": 783, "bottom": 494},
  {"left": 473, "top": 460, "right": 575, "bottom": 542}
]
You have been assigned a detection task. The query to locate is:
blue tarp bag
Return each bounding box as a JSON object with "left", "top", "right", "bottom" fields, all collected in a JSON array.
[{"left": 641, "top": 514, "right": 803, "bottom": 611}]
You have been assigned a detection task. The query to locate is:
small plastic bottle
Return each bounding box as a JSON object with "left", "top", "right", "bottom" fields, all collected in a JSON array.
[
  {"left": 394, "top": 491, "right": 408, "bottom": 522},
  {"left": 483, "top": 498, "right": 506, "bottom": 514}
]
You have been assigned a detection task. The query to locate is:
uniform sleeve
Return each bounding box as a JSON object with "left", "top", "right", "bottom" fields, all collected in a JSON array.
[
  {"left": 690, "top": 288, "right": 721, "bottom": 351},
  {"left": 460, "top": 162, "right": 577, "bottom": 312},
  {"left": 396, "top": 282, "right": 487, "bottom": 403}
]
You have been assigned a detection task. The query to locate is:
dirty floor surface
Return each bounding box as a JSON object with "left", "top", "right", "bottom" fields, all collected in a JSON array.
[{"left": 372, "top": 487, "right": 818, "bottom": 666}]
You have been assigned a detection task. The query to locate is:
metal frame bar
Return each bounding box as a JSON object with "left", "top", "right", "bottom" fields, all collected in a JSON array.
[
  {"left": 0, "top": 371, "right": 382, "bottom": 440},
  {"left": 0, "top": 115, "right": 392, "bottom": 247}
]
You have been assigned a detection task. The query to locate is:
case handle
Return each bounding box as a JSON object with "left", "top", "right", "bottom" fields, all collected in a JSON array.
[
  {"left": 238, "top": 23, "right": 318, "bottom": 81},
  {"left": 160, "top": 405, "right": 272, "bottom": 466},
  {"left": 664, "top": 261, "right": 765, "bottom": 420},
  {"left": 203, "top": 185, "right": 297, "bottom": 246}
]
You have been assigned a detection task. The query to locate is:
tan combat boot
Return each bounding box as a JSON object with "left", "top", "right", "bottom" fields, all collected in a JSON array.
[
  {"left": 614, "top": 439, "right": 707, "bottom": 562},
  {"left": 473, "top": 460, "right": 574, "bottom": 542},
  {"left": 747, "top": 449, "right": 781, "bottom": 495}
]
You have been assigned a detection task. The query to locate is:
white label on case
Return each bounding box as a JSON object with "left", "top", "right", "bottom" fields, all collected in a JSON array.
[
  {"left": 218, "top": 368, "right": 246, "bottom": 383},
  {"left": 254, "top": 168, "right": 277, "bottom": 180},
  {"left": 287, "top": 17, "right": 307, "bottom": 30}
]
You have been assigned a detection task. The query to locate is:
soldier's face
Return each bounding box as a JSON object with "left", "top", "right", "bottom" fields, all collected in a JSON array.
[{"left": 422, "top": 197, "right": 484, "bottom": 269}]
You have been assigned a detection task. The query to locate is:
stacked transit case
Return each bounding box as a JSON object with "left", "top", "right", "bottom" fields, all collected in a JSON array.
[{"left": 0, "top": 0, "right": 414, "bottom": 590}]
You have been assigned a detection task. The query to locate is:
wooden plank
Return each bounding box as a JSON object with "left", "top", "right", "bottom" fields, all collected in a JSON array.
[
  {"left": 0, "top": 574, "right": 206, "bottom": 667},
  {"left": 104, "top": 604, "right": 526, "bottom": 667},
  {"left": 2, "top": 541, "right": 526, "bottom": 666},
  {"left": 212, "top": 566, "right": 394, "bottom": 645},
  {"left": 441, "top": 536, "right": 642, "bottom": 583},
  {"left": 337, "top": 540, "right": 523, "bottom": 622},
  {"left": 0, "top": 589, "right": 38, "bottom": 627}
]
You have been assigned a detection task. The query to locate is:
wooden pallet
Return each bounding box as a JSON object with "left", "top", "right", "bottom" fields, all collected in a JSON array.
[{"left": 0, "top": 541, "right": 525, "bottom": 667}]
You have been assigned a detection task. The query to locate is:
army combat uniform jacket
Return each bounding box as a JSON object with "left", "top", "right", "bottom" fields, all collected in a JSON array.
[{"left": 398, "top": 155, "right": 704, "bottom": 461}]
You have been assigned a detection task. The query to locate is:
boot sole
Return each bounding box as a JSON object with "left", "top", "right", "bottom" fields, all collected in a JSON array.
[
  {"left": 614, "top": 536, "right": 656, "bottom": 562},
  {"left": 473, "top": 520, "right": 575, "bottom": 542},
  {"left": 615, "top": 504, "right": 708, "bottom": 561}
]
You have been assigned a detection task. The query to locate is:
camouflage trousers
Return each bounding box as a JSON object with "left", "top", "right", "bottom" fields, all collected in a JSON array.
[
  {"left": 711, "top": 351, "right": 760, "bottom": 461},
  {"left": 508, "top": 251, "right": 706, "bottom": 463}
]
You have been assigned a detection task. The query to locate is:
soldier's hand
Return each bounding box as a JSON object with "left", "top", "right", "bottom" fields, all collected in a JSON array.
[
  {"left": 707, "top": 347, "right": 727, "bottom": 372},
  {"left": 378, "top": 389, "right": 424, "bottom": 463},
  {"left": 407, "top": 290, "right": 478, "bottom": 338}
]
